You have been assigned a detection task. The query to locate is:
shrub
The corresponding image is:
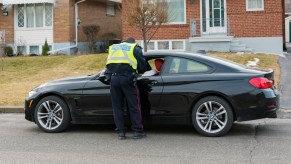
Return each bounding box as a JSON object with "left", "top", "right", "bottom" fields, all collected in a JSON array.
[
  {"left": 42, "top": 40, "right": 50, "bottom": 56},
  {"left": 4, "top": 46, "right": 13, "bottom": 57}
]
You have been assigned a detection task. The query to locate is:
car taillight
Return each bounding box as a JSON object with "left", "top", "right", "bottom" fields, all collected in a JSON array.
[{"left": 249, "top": 78, "right": 273, "bottom": 89}]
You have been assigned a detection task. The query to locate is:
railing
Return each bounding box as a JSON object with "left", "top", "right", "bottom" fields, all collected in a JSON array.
[{"left": 190, "top": 18, "right": 231, "bottom": 37}]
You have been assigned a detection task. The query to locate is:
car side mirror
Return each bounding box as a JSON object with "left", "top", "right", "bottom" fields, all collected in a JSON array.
[{"left": 98, "top": 75, "right": 110, "bottom": 85}]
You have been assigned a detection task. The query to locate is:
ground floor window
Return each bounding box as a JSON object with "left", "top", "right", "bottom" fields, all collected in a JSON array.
[
  {"left": 17, "top": 3, "right": 53, "bottom": 29},
  {"left": 17, "top": 46, "right": 26, "bottom": 55},
  {"left": 144, "top": 40, "right": 185, "bottom": 51}
]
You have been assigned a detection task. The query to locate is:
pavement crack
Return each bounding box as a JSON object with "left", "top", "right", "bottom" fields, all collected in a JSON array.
[{"left": 249, "top": 123, "right": 260, "bottom": 164}]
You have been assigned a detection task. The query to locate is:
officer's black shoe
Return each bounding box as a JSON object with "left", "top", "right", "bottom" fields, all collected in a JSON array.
[
  {"left": 133, "top": 131, "right": 147, "bottom": 139},
  {"left": 118, "top": 132, "right": 126, "bottom": 140}
]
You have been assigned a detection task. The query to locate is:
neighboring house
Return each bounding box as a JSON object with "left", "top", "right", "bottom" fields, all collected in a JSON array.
[
  {"left": 0, "top": 0, "right": 121, "bottom": 55},
  {"left": 122, "top": 0, "right": 284, "bottom": 55}
]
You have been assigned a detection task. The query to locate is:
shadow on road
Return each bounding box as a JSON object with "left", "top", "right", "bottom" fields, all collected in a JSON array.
[{"left": 61, "top": 122, "right": 256, "bottom": 137}]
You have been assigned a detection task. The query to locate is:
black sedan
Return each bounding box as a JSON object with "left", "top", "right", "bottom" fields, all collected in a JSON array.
[{"left": 24, "top": 52, "right": 279, "bottom": 137}]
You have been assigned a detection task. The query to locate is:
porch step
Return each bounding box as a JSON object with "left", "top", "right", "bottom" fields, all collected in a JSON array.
[{"left": 230, "top": 40, "right": 253, "bottom": 52}]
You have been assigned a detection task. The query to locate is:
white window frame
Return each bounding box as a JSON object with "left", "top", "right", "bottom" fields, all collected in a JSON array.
[
  {"left": 142, "top": 40, "right": 186, "bottom": 51},
  {"left": 246, "top": 0, "right": 264, "bottom": 11},
  {"left": 15, "top": 3, "right": 53, "bottom": 29}
]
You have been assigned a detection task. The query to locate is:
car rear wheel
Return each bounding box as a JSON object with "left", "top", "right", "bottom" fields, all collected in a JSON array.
[
  {"left": 192, "top": 96, "right": 233, "bottom": 137},
  {"left": 34, "top": 96, "right": 70, "bottom": 133}
]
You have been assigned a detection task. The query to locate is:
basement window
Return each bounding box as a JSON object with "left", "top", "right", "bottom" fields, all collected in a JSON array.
[
  {"left": 246, "top": 0, "right": 264, "bottom": 11},
  {"left": 106, "top": 3, "right": 115, "bottom": 16}
]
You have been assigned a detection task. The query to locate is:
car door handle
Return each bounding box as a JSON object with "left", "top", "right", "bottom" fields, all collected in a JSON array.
[{"left": 150, "top": 80, "right": 158, "bottom": 85}]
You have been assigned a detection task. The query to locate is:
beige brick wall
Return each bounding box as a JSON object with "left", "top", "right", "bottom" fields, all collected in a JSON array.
[{"left": 0, "top": 5, "right": 14, "bottom": 44}]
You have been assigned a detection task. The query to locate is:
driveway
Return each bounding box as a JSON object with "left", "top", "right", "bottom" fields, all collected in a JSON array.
[{"left": 279, "top": 53, "right": 291, "bottom": 110}]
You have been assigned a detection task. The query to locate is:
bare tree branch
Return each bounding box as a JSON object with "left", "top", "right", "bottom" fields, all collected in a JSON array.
[{"left": 125, "top": 0, "right": 170, "bottom": 52}]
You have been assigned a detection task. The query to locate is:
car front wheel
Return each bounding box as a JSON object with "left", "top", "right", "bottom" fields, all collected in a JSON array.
[
  {"left": 34, "top": 96, "right": 70, "bottom": 133},
  {"left": 192, "top": 96, "right": 233, "bottom": 137}
]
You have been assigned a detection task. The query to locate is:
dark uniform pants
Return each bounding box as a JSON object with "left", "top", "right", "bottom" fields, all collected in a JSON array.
[{"left": 110, "top": 75, "right": 143, "bottom": 133}]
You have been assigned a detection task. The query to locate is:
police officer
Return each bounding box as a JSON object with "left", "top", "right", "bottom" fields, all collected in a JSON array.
[{"left": 106, "top": 37, "right": 150, "bottom": 140}]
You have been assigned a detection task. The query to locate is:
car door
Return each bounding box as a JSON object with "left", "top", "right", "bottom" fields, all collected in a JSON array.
[
  {"left": 138, "top": 57, "right": 165, "bottom": 122},
  {"left": 80, "top": 77, "right": 113, "bottom": 117},
  {"left": 158, "top": 56, "right": 213, "bottom": 116}
]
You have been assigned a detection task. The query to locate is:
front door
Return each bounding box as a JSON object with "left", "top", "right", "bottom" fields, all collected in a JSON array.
[{"left": 201, "top": 0, "right": 226, "bottom": 35}]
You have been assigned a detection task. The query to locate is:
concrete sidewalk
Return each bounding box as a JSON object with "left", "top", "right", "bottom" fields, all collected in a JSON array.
[
  {"left": 0, "top": 106, "right": 24, "bottom": 113},
  {"left": 279, "top": 53, "right": 291, "bottom": 110}
]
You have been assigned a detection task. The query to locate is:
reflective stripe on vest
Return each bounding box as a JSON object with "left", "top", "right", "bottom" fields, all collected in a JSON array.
[{"left": 106, "top": 43, "right": 137, "bottom": 70}]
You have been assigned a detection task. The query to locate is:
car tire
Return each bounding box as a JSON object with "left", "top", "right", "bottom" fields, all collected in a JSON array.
[
  {"left": 34, "top": 96, "right": 70, "bottom": 133},
  {"left": 192, "top": 96, "right": 233, "bottom": 137}
]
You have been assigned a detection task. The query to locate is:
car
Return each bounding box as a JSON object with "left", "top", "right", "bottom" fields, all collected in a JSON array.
[{"left": 24, "top": 52, "right": 279, "bottom": 137}]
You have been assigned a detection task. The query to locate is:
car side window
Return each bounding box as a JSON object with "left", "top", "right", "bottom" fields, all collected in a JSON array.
[{"left": 167, "top": 57, "right": 209, "bottom": 74}]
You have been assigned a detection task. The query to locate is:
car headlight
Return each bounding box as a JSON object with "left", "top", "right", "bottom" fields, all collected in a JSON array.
[{"left": 28, "top": 90, "right": 37, "bottom": 98}]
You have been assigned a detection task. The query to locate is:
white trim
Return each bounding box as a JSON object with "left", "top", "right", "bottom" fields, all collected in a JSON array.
[
  {"left": 2, "top": 0, "right": 55, "bottom": 5},
  {"left": 246, "top": 0, "right": 264, "bottom": 11},
  {"left": 142, "top": 39, "right": 186, "bottom": 51}
]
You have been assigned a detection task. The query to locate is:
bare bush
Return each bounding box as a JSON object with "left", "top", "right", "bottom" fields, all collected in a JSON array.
[{"left": 82, "top": 25, "right": 100, "bottom": 53}]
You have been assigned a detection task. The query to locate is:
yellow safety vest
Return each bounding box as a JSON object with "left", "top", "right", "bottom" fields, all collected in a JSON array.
[{"left": 106, "top": 43, "right": 138, "bottom": 71}]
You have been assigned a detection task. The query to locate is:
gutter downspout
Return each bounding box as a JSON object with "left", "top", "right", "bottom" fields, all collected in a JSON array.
[{"left": 48, "top": 0, "right": 86, "bottom": 54}]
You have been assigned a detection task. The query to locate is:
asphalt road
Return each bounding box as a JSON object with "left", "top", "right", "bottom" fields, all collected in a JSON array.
[{"left": 1, "top": 114, "right": 291, "bottom": 164}]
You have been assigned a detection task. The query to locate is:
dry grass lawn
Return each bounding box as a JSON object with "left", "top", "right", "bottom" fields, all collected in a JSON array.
[{"left": 0, "top": 52, "right": 280, "bottom": 106}]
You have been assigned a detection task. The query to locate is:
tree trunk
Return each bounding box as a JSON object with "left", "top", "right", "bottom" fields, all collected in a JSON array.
[{"left": 142, "top": 31, "right": 148, "bottom": 52}]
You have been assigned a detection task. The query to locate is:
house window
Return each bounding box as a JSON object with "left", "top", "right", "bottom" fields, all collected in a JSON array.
[
  {"left": 147, "top": 42, "right": 155, "bottom": 50},
  {"left": 17, "top": 3, "right": 53, "bottom": 28},
  {"left": 144, "top": 40, "right": 185, "bottom": 51},
  {"left": 17, "top": 4, "right": 24, "bottom": 27},
  {"left": 172, "top": 41, "right": 184, "bottom": 50},
  {"left": 246, "top": 0, "right": 264, "bottom": 11},
  {"left": 142, "top": 0, "right": 186, "bottom": 24},
  {"left": 17, "top": 46, "right": 26, "bottom": 55},
  {"left": 106, "top": 3, "right": 115, "bottom": 16},
  {"left": 167, "top": 0, "right": 186, "bottom": 23},
  {"left": 158, "top": 41, "right": 170, "bottom": 50},
  {"left": 30, "top": 46, "right": 39, "bottom": 54}
]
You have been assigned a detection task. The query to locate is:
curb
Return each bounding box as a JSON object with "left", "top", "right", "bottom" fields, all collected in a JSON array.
[{"left": 0, "top": 106, "right": 24, "bottom": 113}]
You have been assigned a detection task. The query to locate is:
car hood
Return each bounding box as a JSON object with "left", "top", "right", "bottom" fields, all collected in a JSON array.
[{"left": 38, "top": 75, "right": 94, "bottom": 88}]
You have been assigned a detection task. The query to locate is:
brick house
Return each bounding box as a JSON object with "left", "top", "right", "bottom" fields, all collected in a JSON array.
[
  {"left": 122, "top": 0, "right": 284, "bottom": 55},
  {"left": 285, "top": 0, "right": 291, "bottom": 47},
  {"left": 0, "top": 0, "right": 121, "bottom": 55}
]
